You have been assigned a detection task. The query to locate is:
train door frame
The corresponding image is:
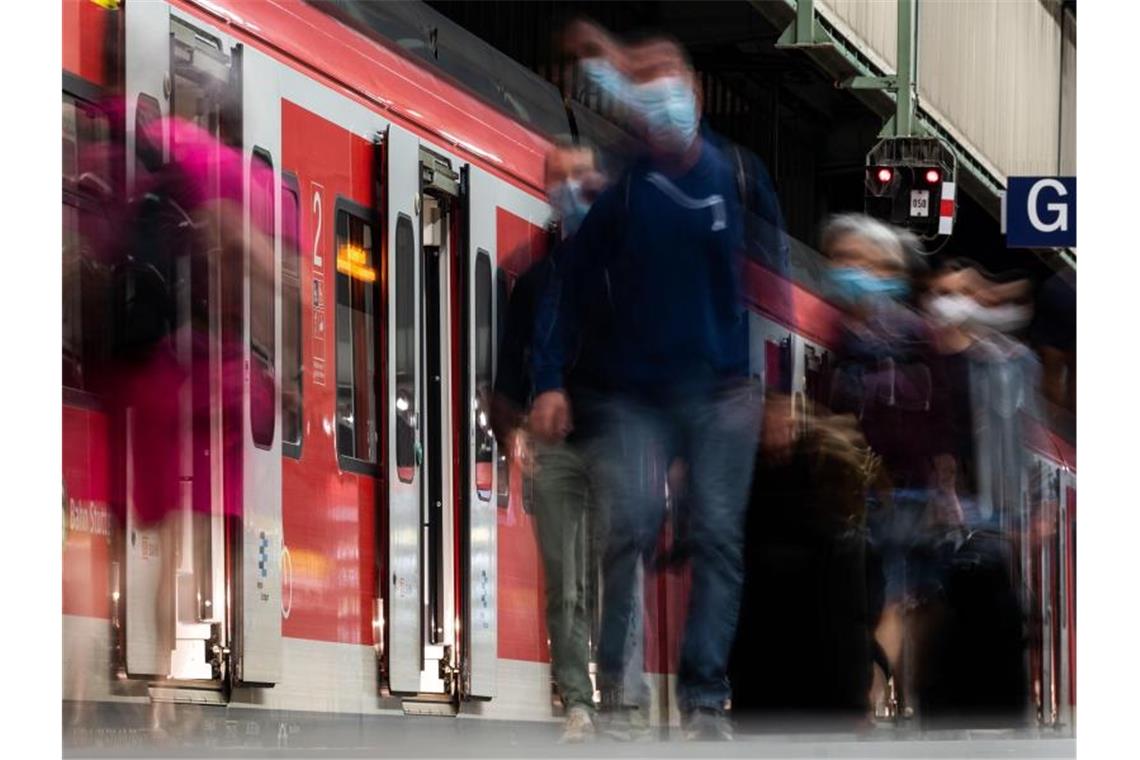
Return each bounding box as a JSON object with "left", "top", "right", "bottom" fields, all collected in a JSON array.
[
  {"left": 1057, "top": 467, "right": 1076, "bottom": 730},
  {"left": 1025, "top": 452, "right": 1062, "bottom": 727}
]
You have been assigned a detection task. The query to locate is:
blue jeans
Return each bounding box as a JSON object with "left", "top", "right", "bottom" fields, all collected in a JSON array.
[
  {"left": 868, "top": 488, "right": 930, "bottom": 604},
  {"left": 588, "top": 380, "right": 762, "bottom": 714}
]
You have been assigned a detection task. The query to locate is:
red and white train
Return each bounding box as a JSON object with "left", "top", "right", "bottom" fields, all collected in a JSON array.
[{"left": 62, "top": 0, "right": 1076, "bottom": 730}]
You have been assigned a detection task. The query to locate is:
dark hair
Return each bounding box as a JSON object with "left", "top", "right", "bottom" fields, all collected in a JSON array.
[{"left": 624, "top": 29, "right": 694, "bottom": 70}]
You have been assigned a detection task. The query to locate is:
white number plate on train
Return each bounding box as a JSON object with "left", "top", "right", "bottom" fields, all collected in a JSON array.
[{"left": 910, "top": 190, "right": 930, "bottom": 217}]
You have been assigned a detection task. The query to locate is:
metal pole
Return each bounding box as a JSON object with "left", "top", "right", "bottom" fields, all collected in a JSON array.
[{"left": 896, "top": 0, "right": 915, "bottom": 137}]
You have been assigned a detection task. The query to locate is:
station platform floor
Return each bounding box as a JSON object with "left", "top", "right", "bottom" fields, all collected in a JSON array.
[{"left": 64, "top": 701, "right": 1075, "bottom": 759}]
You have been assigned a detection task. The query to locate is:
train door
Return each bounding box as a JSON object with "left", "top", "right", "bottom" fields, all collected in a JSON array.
[
  {"left": 459, "top": 165, "right": 499, "bottom": 700},
  {"left": 384, "top": 124, "right": 423, "bottom": 696},
  {"left": 798, "top": 336, "right": 833, "bottom": 421},
  {"left": 748, "top": 312, "right": 793, "bottom": 395},
  {"left": 121, "top": 3, "right": 282, "bottom": 691}
]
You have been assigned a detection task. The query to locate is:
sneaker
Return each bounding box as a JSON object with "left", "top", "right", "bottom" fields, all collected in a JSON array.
[
  {"left": 683, "top": 707, "right": 734, "bottom": 741},
  {"left": 559, "top": 705, "right": 596, "bottom": 744},
  {"left": 598, "top": 706, "right": 635, "bottom": 741},
  {"left": 627, "top": 704, "right": 654, "bottom": 742}
]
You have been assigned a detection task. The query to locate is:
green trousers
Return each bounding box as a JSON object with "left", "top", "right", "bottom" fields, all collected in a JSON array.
[{"left": 531, "top": 440, "right": 596, "bottom": 711}]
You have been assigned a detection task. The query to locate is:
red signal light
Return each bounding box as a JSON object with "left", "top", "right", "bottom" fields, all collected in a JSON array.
[
  {"left": 925, "top": 168, "right": 941, "bottom": 184},
  {"left": 876, "top": 167, "right": 893, "bottom": 183}
]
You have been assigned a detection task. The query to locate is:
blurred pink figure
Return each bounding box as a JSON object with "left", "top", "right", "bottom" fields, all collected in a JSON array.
[{"left": 101, "top": 113, "right": 276, "bottom": 686}]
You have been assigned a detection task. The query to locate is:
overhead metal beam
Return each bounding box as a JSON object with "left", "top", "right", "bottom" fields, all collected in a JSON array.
[{"left": 754, "top": 0, "right": 1006, "bottom": 218}]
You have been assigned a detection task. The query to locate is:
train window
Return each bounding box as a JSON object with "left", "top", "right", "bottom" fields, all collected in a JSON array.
[
  {"left": 250, "top": 149, "right": 277, "bottom": 449},
  {"left": 394, "top": 214, "right": 415, "bottom": 481},
  {"left": 474, "top": 250, "right": 493, "bottom": 498},
  {"left": 282, "top": 176, "right": 302, "bottom": 457},
  {"left": 494, "top": 269, "right": 510, "bottom": 509},
  {"left": 135, "top": 93, "right": 162, "bottom": 175},
  {"left": 335, "top": 203, "right": 379, "bottom": 470},
  {"left": 62, "top": 93, "right": 111, "bottom": 394}
]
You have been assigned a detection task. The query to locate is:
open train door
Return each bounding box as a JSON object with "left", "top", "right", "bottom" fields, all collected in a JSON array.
[
  {"left": 385, "top": 123, "right": 424, "bottom": 695},
  {"left": 121, "top": 1, "right": 282, "bottom": 690},
  {"left": 459, "top": 165, "right": 498, "bottom": 699},
  {"left": 123, "top": 3, "right": 245, "bottom": 686}
]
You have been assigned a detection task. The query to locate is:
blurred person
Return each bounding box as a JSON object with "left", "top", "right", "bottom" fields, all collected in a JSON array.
[
  {"left": 921, "top": 260, "right": 1038, "bottom": 529},
  {"left": 101, "top": 112, "right": 274, "bottom": 735},
  {"left": 821, "top": 214, "right": 957, "bottom": 716},
  {"left": 730, "top": 400, "right": 888, "bottom": 726},
  {"left": 491, "top": 141, "right": 619, "bottom": 743},
  {"left": 531, "top": 30, "right": 763, "bottom": 741},
  {"left": 906, "top": 259, "right": 1038, "bottom": 726},
  {"left": 1030, "top": 268, "right": 1076, "bottom": 415}
]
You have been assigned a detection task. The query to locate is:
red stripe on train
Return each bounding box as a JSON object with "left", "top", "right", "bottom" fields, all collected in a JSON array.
[{"left": 173, "top": 0, "right": 550, "bottom": 196}]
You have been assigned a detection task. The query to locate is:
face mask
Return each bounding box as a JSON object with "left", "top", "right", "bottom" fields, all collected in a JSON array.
[
  {"left": 925, "top": 294, "right": 975, "bottom": 328},
  {"left": 548, "top": 179, "right": 592, "bottom": 236},
  {"left": 630, "top": 76, "right": 699, "bottom": 153},
  {"left": 579, "top": 60, "right": 699, "bottom": 153},
  {"left": 963, "top": 303, "right": 1032, "bottom": 334},
  {"left": 579, "top": 58, "right": 631, "bottom": 106},
  {"left": 829, "top": 267, "right": 909, "bottom": 306}
]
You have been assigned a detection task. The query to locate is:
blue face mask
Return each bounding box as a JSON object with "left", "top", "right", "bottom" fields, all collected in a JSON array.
[
  {"left": 829, "top": 267, "right": 909, "bottom": 306},
  {"left": 579, "top": 57, "right": 631, "bottom": 105},
  {"left": 548, "top": 179, "right": 592, "bottom": 237},
  {"left": 580, "top": 60, "right": 698, "bottom": 153},
  {"left": 631, "top": 76, "right": 699, "bottom": 154}
]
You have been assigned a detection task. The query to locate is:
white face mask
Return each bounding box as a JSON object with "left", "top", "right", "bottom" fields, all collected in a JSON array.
[
  {"left": 926, "top": 294, "right": 1032, "bottom": 334},
  {"left": 925, "top": 294, "right": 975, "bottom": 328},
  {"left": 965, "top": 303, "right": 1033, "bottom": 334}
]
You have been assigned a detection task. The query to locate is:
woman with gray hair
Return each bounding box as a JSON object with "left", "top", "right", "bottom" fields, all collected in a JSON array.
[{"left": 821, "top": 213, "right": 957, "bottom": 719}]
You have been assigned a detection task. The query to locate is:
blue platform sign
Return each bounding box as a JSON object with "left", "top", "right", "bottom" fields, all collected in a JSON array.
[{"left": 1005, "top": 176, "right": 1076, "bottom": 248}]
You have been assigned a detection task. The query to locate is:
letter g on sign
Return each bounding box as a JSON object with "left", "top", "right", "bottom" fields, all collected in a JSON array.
[{"left": 1027, "top": 178, "right": 1069, "bottom": 233}]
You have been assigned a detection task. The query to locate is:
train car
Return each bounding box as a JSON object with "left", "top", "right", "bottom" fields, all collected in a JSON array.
[{"left": 61, "top": 0, "right": 1076, "bottom": 734}]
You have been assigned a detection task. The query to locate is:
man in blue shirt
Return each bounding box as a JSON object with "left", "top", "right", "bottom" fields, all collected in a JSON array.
[{"left": 531, "top": 32, "right": 764, "bottom": 740}]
